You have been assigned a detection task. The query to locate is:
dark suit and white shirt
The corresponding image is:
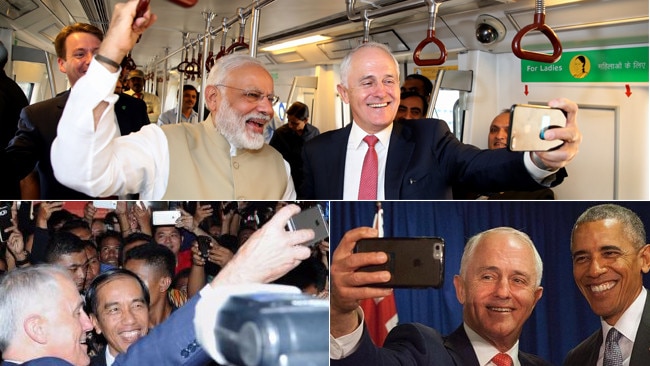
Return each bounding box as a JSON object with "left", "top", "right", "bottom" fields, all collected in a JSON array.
[
  {"left": 331, "top": 308, "right": 551, "bottom": 366},
  {"left": 564, "top": 288, "right": 650, "bottom": 366},
  {"left": 303, "top": 119, "right": 565, "bottom": 200}
]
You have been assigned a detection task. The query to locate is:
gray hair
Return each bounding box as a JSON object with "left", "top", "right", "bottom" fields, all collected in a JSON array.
[
  {"left": 572, "top": 204, "right": 646, "bottom": 250},
  {"left": 459, "top": 227, "right": 544, "bottom": 288},
  {"left": 0, "top": 265, "right": 72, "bottom": 351},
  {"left": 205, "top": 53, "right": 267, "bottom": 87},
  {"left": 339, "top": 41, "right": 400, "bottom": 88}
]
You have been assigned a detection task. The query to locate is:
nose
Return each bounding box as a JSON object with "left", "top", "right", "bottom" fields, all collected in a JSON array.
[
  {"left": 496, "top": 128, "right": 508, "bottom": 140},
  {"left": 122, "top": 307, "right": 137, "bottom": 325},
  {"left": 80, "top": 309, "right": 94, "bottom": 332},
  {"left": 587, "top": 255, "right": 608, "bottom": 277},
  {"left": 494, "top": 277, "right": 512, "bottom": 298},
  {"left": 83, "top": 51, "right": 94, "bottom": 65}
]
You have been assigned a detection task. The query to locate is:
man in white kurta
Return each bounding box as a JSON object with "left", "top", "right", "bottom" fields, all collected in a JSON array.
[{"left": 51, "top": 23, "right": 294, "bottom": 200}]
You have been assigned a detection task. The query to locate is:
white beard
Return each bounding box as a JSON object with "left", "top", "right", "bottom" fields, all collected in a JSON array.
[{"left": 215, "top": 99, "right": 268, "bottom": 150}]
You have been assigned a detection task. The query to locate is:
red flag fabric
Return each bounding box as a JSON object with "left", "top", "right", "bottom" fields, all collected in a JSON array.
[{"left": 359, "top": 203, "right": 398, "bottom": 346}]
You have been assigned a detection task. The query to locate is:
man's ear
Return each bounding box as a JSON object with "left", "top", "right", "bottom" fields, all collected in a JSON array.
[
  {"left": 204, "top": 85, "right": 220, "bottom": 112},
  {"left": 56, "top": 57, "right": 66, "bottom": 74},
  {"left": 336, "top": 84, "right": 350, "bottom": 104},
  {"left": 24, "top": 315, "right": 48, "bottom": 344},
  {"left": 639, "top": 244, "right": 650, "bottom": 273},
  {"left": 90, "top": 314, "right": 102, "bottom": 335},
  {"left": 453, "top": 275, "right": 466, "bottom": 305},
  {"left": 159, "top": 276, "right": 172, "bottom": 293}
]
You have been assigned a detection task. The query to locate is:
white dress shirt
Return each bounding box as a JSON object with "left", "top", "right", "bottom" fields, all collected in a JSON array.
[
  {"left": 597, "top": 287, "right": 647, "bottom": 366},
  {"left": 51, "top": 59, "right": 295, "bottom": 200},
  {"left": 343, "top": 121, "right": 393, "bottom": 200}
]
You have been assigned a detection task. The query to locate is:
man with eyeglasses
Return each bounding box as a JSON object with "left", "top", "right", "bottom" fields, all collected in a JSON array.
[{"left": 51, "top": 1, "right": 294, "bottom": 200}]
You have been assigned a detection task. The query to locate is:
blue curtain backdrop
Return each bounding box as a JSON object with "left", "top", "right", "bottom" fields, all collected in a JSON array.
[{"left": 330, "top": 201, "right": 650, "bottom": 366}]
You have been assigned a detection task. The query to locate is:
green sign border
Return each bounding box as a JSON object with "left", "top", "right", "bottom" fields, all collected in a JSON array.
[{"left": 521, "top": 46, "right": 649, "bottom": 83}]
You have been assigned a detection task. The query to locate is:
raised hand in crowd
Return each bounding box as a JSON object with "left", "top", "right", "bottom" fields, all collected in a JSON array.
[{"left": 35, "top": 201, "right": 65, "bottom": 229}]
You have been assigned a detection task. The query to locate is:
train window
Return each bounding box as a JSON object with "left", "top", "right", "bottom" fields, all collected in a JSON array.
[
  {"left": 431, "top": 89, "right": 459, "bottom": 132},
  {"left": 17, "top": 82, "right": 33, "bottom": 102}
]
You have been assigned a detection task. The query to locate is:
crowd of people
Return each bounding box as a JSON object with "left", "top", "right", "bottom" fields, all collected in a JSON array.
[{"left": 0, "top": 200, "right": 329, "bottom": 365}]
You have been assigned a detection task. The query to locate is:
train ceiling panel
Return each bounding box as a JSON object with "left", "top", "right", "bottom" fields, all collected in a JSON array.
[{"left": 0, "top": 0, "right": 647, "bottom": 69}]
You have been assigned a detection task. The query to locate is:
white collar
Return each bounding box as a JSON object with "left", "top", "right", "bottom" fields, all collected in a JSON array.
[
  {"left": 348, "top": 121, "right": 393, "bottom": 150},
  {"left": 464, "top": 323, "right": 520, "bottom": 366},
  {"left": 601, "top": 287, "right": 647, "bottom": 343}
]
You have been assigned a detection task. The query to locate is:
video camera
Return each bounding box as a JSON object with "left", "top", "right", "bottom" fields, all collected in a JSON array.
[{"left": 215, "top": 293, "right": 328, "bottom": 366}]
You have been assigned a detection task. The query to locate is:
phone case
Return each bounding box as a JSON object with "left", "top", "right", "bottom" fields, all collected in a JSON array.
[
  {"left": 0, "top": 202, "right": 12, "bottom": 242},
  {"left": 93, "top": 200, "right": 117, "bottom": 210},
  {"left": 508, "top": 104, "right": 566, "bottom": 152},
  {"left": 287, "top": 205, "right": 329, "bottom": 248},
  {"left": 152, "top": 211, "right": 181, "bottom": 226},
  {"left": 354, "top": 237, "right": 445, "bottom": 288}
]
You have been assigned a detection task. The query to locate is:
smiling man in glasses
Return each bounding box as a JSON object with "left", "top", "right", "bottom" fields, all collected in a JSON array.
[{"left": 51, "top": 1, "right": 294, "bottom": 200}]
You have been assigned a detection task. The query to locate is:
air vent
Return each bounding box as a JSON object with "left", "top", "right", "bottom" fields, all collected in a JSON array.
[
  {"left": 317, "top": 29, "right": 409, "bottom": 60},
  {"left": 0, "top": 0, "right": 38, "bottom": 20},
  {"left": 79, "top": 0, "right": 110, "bottom": 34},
  {"left": 39, "top": 23, "right": 62, "bottom": 42}
]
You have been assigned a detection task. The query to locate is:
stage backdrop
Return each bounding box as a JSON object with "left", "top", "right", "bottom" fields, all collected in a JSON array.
[{"left": 330, "top": 201, "right": 650, "bottom": 366}]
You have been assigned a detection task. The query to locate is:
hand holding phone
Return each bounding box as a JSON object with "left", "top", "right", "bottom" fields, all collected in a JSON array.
[
  {"left": 354, "top": 237, "right": 445, "bottom": 288},
  {"left": 287, "top": 205, "right": 329, "bottom": 248},
  {"left": 508, "top": 104, "right": 567, "bottom": 152}
]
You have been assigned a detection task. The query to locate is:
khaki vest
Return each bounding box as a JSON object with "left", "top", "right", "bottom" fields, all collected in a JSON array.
[{"left": 161, "top": 119, "right": 288, "bottom": 199}]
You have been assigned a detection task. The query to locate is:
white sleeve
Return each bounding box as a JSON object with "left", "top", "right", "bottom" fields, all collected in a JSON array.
[
  {"left": 51, "top": 59, "right": 170, "bottom": 199},
  {"left": 330, "top": 307, "right": 365, "bottom": 359},
  {"left": 523, "top": 153, "right": 558, "bottom": 186},
  {"left": 282, "top": 159, "right": 297, "bottom": 200}
]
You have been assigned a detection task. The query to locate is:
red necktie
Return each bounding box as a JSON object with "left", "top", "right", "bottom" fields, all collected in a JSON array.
[
  {"left": 358, "top": 135, "right": 379, "bottom": 200},
  {"left": 491, "top": 353, "right": 513, "bottom": 366}
]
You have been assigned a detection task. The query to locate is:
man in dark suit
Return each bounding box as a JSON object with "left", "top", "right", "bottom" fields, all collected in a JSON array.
[
  {"left": 0, "top": 41, "right": 29, "bottom": 199},
  {"left": 564, "top": 204, "right": 650, "bottom": 366},
  {"left": 330, "top": 227, "right": 552, "bottom": 366},
  {"left": 5, "top": 23, "right": 147, "bottom": 199},
  {"left": 301, "top": 42, "right": 581, "bottom": 200}
]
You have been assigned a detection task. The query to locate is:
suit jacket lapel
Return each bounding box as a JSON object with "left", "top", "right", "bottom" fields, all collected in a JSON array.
[
  {"left": 329, "top": 124, "right": 352, "bottom": 199},
  {"left": 444, "top": 325, "right": 481, "bottom": 366},
  {"left": 384, "top": 122, "right": 416, "bottom": 199},
  {"left": 631, "top": 294, "right": 650, "bottom": 366}
]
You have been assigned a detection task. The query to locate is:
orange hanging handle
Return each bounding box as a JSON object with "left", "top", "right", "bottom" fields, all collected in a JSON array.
[
  {"left": 413, "top": 0, "right": 446, "bottom": 66},
  {"left": 511, "top": 2, "right": 562, "bottom": 63}
]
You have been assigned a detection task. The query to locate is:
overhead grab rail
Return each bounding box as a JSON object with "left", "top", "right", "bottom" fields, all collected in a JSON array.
[
  {"left": 362, "top": 9, "right": 373, "bottom": 43},
  {"left": 413, "top": 0, "right": 446, "bottom": 66},
  {"left": 205, "top": 27, "right": 216, "bottom": 71},
  {"left": 176, "top": 32, "right": 191, "bottom": 73},
  {"left": 511, "top": 0, "right": 562, "bottom": 63},
  {"left": 225, "top": 8, "right": 250, "bottom": 54},
  {"left": 150, "top": 0, "right": 274, "bottom": 68},
  {"left": 215, "top": 18, "right": 230, "bottom": 60},
  {"left": 345, "top": 0, "right": 426, "bottom": 23}
]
